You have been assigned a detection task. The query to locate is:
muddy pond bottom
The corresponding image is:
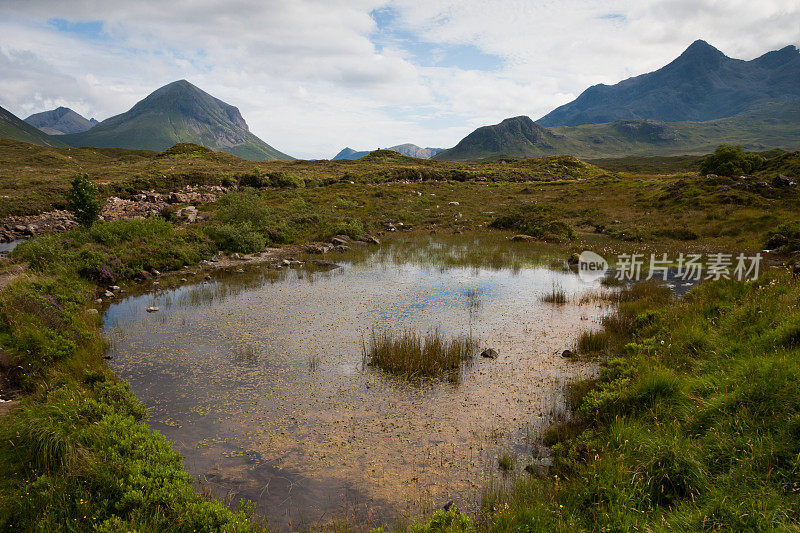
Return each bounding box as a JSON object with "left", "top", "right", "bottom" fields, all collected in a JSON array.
[{"left": 104, "top": 239, "right": 607, "bottom": 530}]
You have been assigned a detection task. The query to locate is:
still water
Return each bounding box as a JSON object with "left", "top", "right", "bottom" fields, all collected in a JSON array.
[{"left": 104, "top": 236, "right": 609, "bottom": 530}]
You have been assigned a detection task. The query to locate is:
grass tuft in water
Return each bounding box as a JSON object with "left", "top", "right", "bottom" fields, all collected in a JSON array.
[
  {"left": 363, "top": 329, "right": 476, "bottom": 382},
  {"left": 541, "top": 284, "right": 567, "bottom": 304},
  {"left": 498, "top": 452, "right": 514, "bottom": 472}
]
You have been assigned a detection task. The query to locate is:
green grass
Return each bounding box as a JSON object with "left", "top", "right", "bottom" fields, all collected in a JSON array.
[{"left": 363, "top": 329, "right": 476, "bottom": 382}]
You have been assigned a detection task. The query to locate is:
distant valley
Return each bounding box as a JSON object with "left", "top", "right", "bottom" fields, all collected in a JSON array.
[{"left": 333, "top": 144, "right": 444, "bottom": 160}]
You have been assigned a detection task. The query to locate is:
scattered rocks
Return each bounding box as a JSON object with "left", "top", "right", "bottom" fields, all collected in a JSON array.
[
  {"left": 0, "top": 210, "right": 76, "bottom": 242},
  {"left": 772, "top": 174, "right": 797, "bottom": 188},
  {"left": 767, "top": 234, "right": 789, "bottom": 250},
  {"left": 333, "top": 245, "right": 350, "bottom": 253},
  {"left": 480, "top": 348, "right": 499, "bottom": 359},
  {"left": 359, "top": 235, "right": 381, "bottom": 245},
  {"left": 103, "top": 290, "right": 114, "bottom": 299}
]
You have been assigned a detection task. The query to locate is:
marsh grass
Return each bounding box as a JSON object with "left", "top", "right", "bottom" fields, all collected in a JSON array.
[
  {"left": 363, "top": 329, "right": 476, "bottom": 382},
  {"left": 541, "top": 284, "right": 567, "bottom": 304}
]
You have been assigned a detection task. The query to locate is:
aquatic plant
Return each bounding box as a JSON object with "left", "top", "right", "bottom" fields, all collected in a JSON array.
[
  {"left": 363, "top": 329, "right": 476, "bottom": 382},
  {"left": 541, "top": 284, "right": 567, "bottom": 304}
]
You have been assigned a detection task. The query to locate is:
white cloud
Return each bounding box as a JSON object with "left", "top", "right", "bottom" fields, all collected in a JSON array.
[{"left": 0, "top": 0, "right": 797, "bottom": 158}]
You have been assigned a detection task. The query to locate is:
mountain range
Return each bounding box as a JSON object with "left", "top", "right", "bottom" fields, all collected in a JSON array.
[
  {"left": 24, "top": 107, "right": 98, "bottom": 135},
  {"left": 539, "top": 40, "right": 800, "bottom": 126},
  {"left": 435, "top": 41, "right": 800, "bottom": 161},
  {"left": 0, "top": 105, "right": 67, "bottom": 147},
  {"left": 333, "top": 144, "right": 444, "bottom": 160},
  {"left": 1, "top": 40, "right": 798, "bottom": 161}
]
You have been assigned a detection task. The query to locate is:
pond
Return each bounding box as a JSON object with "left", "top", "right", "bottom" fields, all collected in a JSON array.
[{"left": 103, "top": 235, "right": 610, "bottom": 530}]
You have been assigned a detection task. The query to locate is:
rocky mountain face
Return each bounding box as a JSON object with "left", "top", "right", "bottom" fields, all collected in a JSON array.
[
  {"left": 24, "top": 107, "right": 98, "bottom": 135},
  {"left": 62, "top": 80, "right": 292, "bottom": 160},
  {"left": 539, "top": 40, "right": 800, "bottom": 126}
]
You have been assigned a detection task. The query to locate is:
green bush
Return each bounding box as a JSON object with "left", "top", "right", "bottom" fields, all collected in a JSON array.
[
  {"left": 489, "top": 205, "right": 575, "bottom": 241},
  {"left": 208, "top": 222, "right": 266, "bottom": 254},
  {"left": 699, "top": 145, "right": 763, "bottom": 177},
  {"left": 67, "top": 174, "right": 102, "bottom": 227}
]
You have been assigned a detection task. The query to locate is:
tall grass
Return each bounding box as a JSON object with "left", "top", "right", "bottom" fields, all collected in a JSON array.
[{"left": 363, "top": 329, "right": 476, "bottom": 382}]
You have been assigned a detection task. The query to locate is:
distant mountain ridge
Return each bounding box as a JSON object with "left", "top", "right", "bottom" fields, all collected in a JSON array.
[
  {"left": 433, "top": 97, "right": 800, "bottom": 161},
  {"left": 332, "top": 143, "right": 443, "bottom": 160},
  {"left": 62, "top": 80, "right": 292, "bottom": 160},
  {"left": 0, "top": 105, "right": 66, "bottom": 147},
  {"left": 24, "top": 107, "right": 98, "bottom": 135},
  {"left": 539, "top": 40, "right": 800, "bottom": 126}
]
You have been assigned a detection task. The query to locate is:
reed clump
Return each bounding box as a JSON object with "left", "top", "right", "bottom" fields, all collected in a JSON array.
[{"left": 363, "top": 329, "right": 476, "bottom": 382}]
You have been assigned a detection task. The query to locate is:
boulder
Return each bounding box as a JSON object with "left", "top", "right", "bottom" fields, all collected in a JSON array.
[
  {"left": 561, "top": 349, "right": 574, "bottom": 358},
  {"left": 480, "top": 348, "right": 499, "bottom": 359},
  {"left": 766, "top": 234, "right": 789, "bottom": 250},
  {"left": 772, "top": 174, "right": 797, "bottom": 188},
  {"left": 146, "top": 306, "right": 159, "bottom": 313},
  {"left": 330, "top": 236, "right": 349, "bottom": 246}
]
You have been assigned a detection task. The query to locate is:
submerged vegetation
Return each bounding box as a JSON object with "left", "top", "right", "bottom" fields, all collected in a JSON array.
[{"left": 363, "top": 329, "right": 476, "bottom": 382}]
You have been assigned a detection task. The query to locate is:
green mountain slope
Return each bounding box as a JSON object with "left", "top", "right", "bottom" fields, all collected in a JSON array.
[
  {"left": 62, "top": 80, "right": 292, "bottom": 160},
  {"left": 24, "top": 107, "right": 97, "bottom": 135},
  {"left": 434, "top": 99, "right": 800, "bottom": 161},
  {"left": 539, "top": 40, "right": 800, "bottom": 126},
  {"left": 0, "top": 105, "right": 66, "bottom": 147}
]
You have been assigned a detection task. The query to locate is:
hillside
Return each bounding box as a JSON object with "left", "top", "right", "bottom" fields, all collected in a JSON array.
[
  {"left": 62, "top": 80, "right": 292, "bottom": 161},
  {"left": 24, "top": 107, "right": 98, "bottom": 135},
  {"left": 435, "top": 98, "right": 800, "bottom": 161},
  {"left": 433, "top": 116, "right": 573, "bottom": 161},
  {"left": 539, "top": 40, "right": 800, "bottom": 126},
  {"left": 333, "top": 144, "right": 444, "bottom": 160},
  {"left": 0, "top": 105, "right": 66, "bottom": 147}
]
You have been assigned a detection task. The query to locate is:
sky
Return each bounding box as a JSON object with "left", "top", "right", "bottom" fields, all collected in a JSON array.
[{"left": 1, "top": 0, "right": 798, "bottom": 159}]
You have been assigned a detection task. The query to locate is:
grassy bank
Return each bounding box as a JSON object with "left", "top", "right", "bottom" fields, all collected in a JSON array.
[
  {"left": 428, "top": 271, "right": 800, "bottom": 532},
  {"left": 0, "top": 219, "right": 266, "bottom": 530}
]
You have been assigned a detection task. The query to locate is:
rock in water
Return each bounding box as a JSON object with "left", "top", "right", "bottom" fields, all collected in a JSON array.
[
  {"left": 481, "top": 348, "right": 499, "bottom": 359},
  {"left": 146, "top": 306, "right": 159, "bottom": 313},
  {"left": 562, "top": 349, "right": 574, "bottom": 358}
]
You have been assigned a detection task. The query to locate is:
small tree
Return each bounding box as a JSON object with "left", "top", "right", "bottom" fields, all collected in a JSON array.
[
  {"left": 68, "top": 174, "right": 102, "bottom": 227},
  {"left": 699, "top": 145, "right": 763, "bottom": 177}
]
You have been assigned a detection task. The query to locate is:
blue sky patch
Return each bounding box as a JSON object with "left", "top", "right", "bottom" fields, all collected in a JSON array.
[{"left": 370, "top": 7, "right": 503, "bottom": 71}]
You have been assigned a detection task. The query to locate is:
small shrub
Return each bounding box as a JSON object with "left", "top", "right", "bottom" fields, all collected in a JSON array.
[
  {"left": 699, "top": 145, "right": 763, "bottom": 177},
  {"left": 208, "top": 222, "right": 266, "bottom": 254},
  {"left": 67, "top": 174, "right": 102, "bottom": 227}
]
